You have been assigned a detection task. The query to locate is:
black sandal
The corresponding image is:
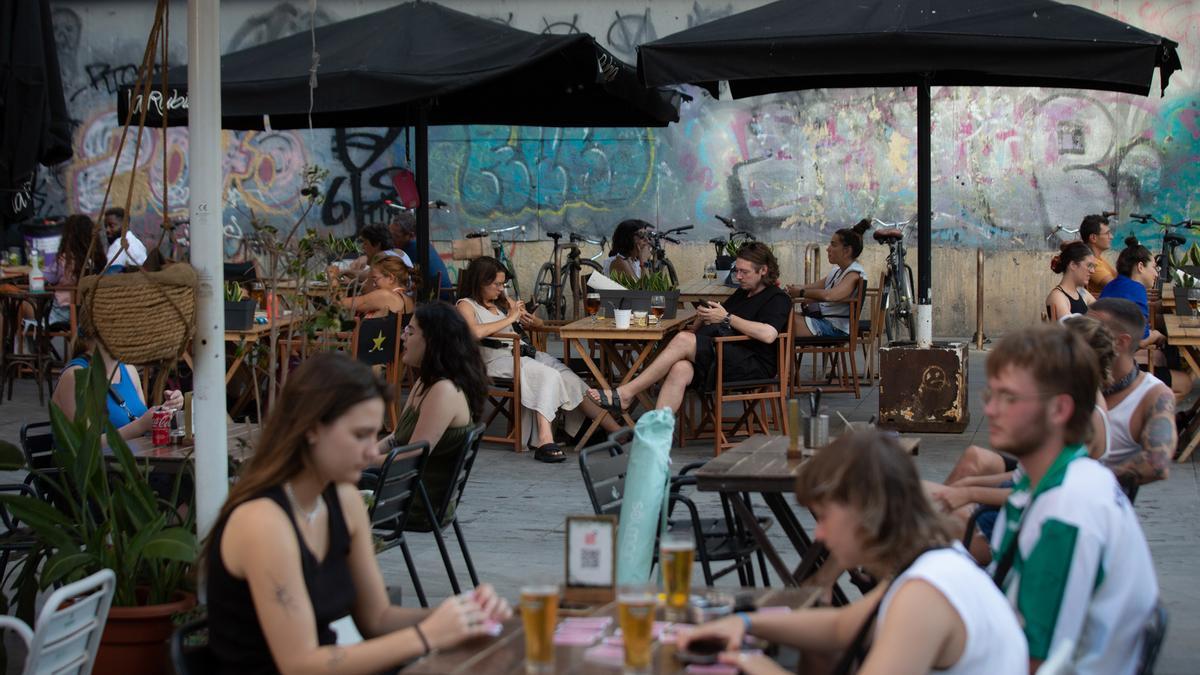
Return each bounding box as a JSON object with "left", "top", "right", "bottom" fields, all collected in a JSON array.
[
  {"left": 586, "top": 388, "right": 624, "bottom": 415},
  {"left": 533, "top": 443, "right": 566, "bottom": 463}
]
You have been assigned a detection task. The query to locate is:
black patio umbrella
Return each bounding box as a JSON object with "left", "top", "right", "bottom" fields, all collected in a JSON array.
[
  {"left": 638, "top": 0, "right": 1181, "bottom": 342},
  {"left": 118, "top": 0, "right": 680, "bottom": 281}
]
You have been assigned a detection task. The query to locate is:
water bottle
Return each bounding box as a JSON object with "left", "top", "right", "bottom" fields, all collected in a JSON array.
[{"left": 28, "top": 250, "right": 45, "bottom": 293}]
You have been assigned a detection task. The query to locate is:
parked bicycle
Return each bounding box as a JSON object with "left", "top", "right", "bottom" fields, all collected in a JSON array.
[
  {"left": 1046, "top": 211, "right": 1116, "bottom": 245},
  {"left": 709, "top": 215, "right": 756, "bottom": 282},
  {"left": 643, "top": 225, "right": 692, "bottom": 287},
  {"left": 463, "top": 223, "right": 524, "bottom": 300},
  {"left": 872, "top": 217, "right": 916, "bottom": 343},
  {"left": 532, "top": 231, "right": 607, "bottom": 321},
  {"left": 1127, "top": 213, "right": 1199, "bottom": 291}
]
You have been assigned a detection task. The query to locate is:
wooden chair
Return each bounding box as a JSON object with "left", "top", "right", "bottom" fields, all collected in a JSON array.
[
  {"left": 857, "top": 276, "right": 885, "bottom": 381},
  {"left": 481, "top": 332, "right": 523, "bottom": 450},
  {"left": 792, "top": 277, "right": 864, "bottom": 398},
  {"left": 691, "top": 332, "right": 793, "bottom": 455},
  {"left": 351, "top": 312, "right": 407, "bottom": 429}
]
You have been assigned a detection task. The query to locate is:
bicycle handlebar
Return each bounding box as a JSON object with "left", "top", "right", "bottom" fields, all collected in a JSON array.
[
  {"left": 872, "top": 217, "right": 911, "bottom": 229},
  {"left": 569, "top": 233, "right": 606, "bottom": 246},
  {"left": 714, "top": 214, "right": 735, "bottom": 228}
]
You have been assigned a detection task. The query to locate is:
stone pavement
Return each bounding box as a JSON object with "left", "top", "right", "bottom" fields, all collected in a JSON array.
[{"left": 1, "top": 346, "right": 1197, "bottom": 673}]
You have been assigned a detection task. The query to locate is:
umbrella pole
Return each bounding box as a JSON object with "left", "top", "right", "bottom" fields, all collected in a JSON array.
[
  {"left": 188, "top": 0, "right": 228, "bottom": 538},
  {"left": 916, "top": 77, "right": 932, "bottom": 347},
  {"left": 416, "top": 105, "right": 431, "bottom": 291}
]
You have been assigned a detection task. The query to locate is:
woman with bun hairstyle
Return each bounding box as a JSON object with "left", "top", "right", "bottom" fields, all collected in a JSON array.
[
  {"left": 1044, "top": 241, "right": 1095, "bottom": 321},
  {"left": 787, "top": 219, "right": 870, "bottom": 337}
]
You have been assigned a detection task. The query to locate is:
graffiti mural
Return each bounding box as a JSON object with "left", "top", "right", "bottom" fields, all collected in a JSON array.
[{"left": 27, "top": 0, "right": 1200, "bottom": 256}]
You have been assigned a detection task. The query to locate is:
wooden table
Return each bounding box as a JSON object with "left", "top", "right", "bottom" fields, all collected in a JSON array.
[
  {"left": 558, "top": 310, "right": 694, "bottom": 448},
  {"left": 1163, "top": 314, "right": 1200, "bottom": 461},
  {"left": 0, "top": 265, "right": 31, "bottom": 281},
  {"left": 183, "top": 313, "right": 299, "bottom": 385},
  {"left": 677, "top": 279, "right": 735, "bottom": 306},
  {"left": 122, "top": 422, "right": 259, "bottom": 468},
  {"left": 402, "top": 587, "right": 820, "bottom": 675},
  {"left": 694, "top": 434, "right": 919, "bottom": 590}
]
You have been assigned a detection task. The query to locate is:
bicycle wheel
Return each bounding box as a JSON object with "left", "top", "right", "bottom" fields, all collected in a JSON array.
[
  {"left": 882, "top": 268, "right": 917, "bottom": 343},
  {"left": 900, "top": 265, "right": 916, "bottom": 341},
  {"left": 532, "top": 262, "right": 563, "bottom": 320}
]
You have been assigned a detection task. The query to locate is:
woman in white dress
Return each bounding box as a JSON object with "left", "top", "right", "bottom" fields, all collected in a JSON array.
[{"left": 457, "top": 257, "right": 619, "bottom": 462}]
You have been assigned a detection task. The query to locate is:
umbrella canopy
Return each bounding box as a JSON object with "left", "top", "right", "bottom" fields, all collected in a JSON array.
[
  {"left": 120, "top": 0, "right": 679, "bottom": 130},
  {"left": 638, "top": 0, "right": 1181, "bottom": 345}
]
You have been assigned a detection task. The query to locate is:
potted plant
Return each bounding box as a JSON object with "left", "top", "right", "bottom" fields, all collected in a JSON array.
[
  {"left": 604, "top": 270, "right": 680, "bottom": 318},
  {"left": 223, "top": 280, "right": 257, "bottom": 331},
  {"left": 0, "top": 357, "right": 197, "bottom": 675}
]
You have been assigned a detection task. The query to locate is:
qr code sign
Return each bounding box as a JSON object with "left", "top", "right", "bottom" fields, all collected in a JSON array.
[{"left": 581, "top": 548, "right": 600, "bottom": 569}]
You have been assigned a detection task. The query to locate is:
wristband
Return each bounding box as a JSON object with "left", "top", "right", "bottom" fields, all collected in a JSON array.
[
  {"left": 414, "top": 623, "right": 432, "bottom": 655},
  {"left": 736, "top": 611, "right": 752, "bottom": 634}
]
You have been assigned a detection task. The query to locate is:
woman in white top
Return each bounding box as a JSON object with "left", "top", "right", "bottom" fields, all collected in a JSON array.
[
  {"left": 456, "top": 257, "right": 618, "bottom": 462},
  {"left": 787, "top": 220, "right": 870, "bottom": 337},
  {"left": 601, "top": 219, "right": 651, "bottom": 280},
  {"left": 679, "top": 430, "right": 1027, "bottom": 675}
]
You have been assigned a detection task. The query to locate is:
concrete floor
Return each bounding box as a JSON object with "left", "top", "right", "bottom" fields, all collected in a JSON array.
[{"left": 1, "top": 345, "right": 1197, "bottom": 673}]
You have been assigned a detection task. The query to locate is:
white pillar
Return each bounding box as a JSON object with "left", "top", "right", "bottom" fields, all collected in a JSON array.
[
  {"left": 188, "top": 0, "right": 227, "bottom": 538},
  {"left": 916, "top": 303, "right": 933, "bottom": 348}
]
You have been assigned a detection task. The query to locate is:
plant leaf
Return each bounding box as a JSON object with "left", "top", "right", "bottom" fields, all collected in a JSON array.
[{"left": 142, "top": 527, "right": 198, "bottom": 562}]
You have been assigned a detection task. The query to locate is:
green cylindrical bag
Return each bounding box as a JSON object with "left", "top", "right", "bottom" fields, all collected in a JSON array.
[{"left": 616, "top": 409, "right": 676, "bottom": 585}]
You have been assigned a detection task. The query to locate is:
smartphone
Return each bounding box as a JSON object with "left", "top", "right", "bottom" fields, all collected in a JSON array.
[
  {"left": 690, "top": 299, "right": 711, "bottom": 310},
  {"left": 675, "top": 637, "right": 727, "bottom": 665}
]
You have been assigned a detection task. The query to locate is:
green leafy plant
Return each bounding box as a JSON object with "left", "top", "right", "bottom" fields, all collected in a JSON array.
[
  {"left": 610, "top": 269, "right": 675, "bottom": 292},
  {"left": 0, "top": 357, "right": 196, "bottom": 609},
  {"left": 224, "top": 281, "right": 248, "bottom": 302}
]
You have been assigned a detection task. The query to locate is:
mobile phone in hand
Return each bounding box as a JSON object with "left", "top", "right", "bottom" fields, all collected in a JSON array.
[
  {"left": 691, "top": 299, "right": 711, "bottom": 310},
  {"left": 676, "top": 637, "right": 727, "bottom": 665}
]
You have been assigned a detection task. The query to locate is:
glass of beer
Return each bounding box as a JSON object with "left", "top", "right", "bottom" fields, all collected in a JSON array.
[
  {"left": 660, "top": 531, "right": 694, "bottom": 620},
  {"left": 586, "top": 292, "right": 601, "bottom": 321},
  {"left": 617, "top": 585, "right": 657, "bottom": 673},
  {"left": 649, "top": 295, "right": 666, "bottom": 324},
  {"left": 520, "top": 585, "right": 560, "bottom": 674}
]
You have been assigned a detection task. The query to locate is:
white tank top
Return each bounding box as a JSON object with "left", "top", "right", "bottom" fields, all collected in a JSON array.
[
  {"left": 601, "top": 255, "right": 640, "bottom": 279},
  {"left": 1102, "top": 371, "right": 1164, "bottom": 467},
  {"left": 877, "top": 545, "right": 1027, "bottom": 675},
  {"left": 1094, "top": 403, "right": 1112, "bottom": 460}
]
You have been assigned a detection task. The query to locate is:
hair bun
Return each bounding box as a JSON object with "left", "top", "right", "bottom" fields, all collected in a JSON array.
[
  {"left": 1050, "top": 254, "right": 1064, "bottom": 273},
  {"left": 852, "top": 218, "right": 871, "bottom": 235},
  {"left": 1124, "top": 235, "right": 1140, "bottom": 248}
]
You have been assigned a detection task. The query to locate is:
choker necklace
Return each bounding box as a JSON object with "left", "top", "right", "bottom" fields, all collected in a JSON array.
[
  {"left": 284, "top": 482, "right": 324, "bottom": 526},
  {"left": 1103, "top": 366, "right": 1139, "bottom": 397}
]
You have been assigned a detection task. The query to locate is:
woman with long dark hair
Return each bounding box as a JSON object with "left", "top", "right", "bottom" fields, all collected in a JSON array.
[
  {"left": 457, "top": 258, "right": 616, "bottom": 462},
  {"left": 679, "top": 431, "right": 1026, "bottom": 675},
  {"left": 602, "top": 219, "right": 652, "bottom": 279},
  {"left": 1045, "top": 240, "right": 1095, "bottom": 321},
  {"left": 788, "top": 219, "right": 870, "bottom": 337},
  {"left": 205, "top": 350, "right": 509, "bottom": 675}
]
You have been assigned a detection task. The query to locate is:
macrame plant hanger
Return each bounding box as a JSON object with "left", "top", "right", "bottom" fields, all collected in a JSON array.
[{"left": 77, "top": 0, "right": 197, "bottom": 403}]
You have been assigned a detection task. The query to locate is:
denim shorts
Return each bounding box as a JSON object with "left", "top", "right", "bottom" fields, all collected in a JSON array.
[{"left": 803, "top": 316, "right": 848, "bottom": 338}]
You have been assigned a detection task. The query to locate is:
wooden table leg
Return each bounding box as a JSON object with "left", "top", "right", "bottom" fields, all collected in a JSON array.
[
  {"left": 599, "top": 341, "right": 658, "bottom": 413},
  {"left": 569, "top": 337, "right": 620, "bottom": 450},
  {"left": 1176, "top": 346, "right": 1200, "bottom": 462}
]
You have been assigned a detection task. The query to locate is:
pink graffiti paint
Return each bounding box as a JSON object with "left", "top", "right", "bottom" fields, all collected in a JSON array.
[{"left": 1180, "top": 109, "right": 1200, "bottom": 140}]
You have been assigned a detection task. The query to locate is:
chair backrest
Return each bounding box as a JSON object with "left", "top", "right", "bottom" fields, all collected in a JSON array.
[
  {"left": 22, "top": 568, "right": 116, "bottom": 675},
  {"left": 368, "top": 441, "right": 431, "bottom": 536},
  {"left": 578, "top": 439, "right": 630, "bottom": 517},
  {"left": 20, "top": 421, "right": 55, "bottom": 471},
  {"left": 352, "top": 312, "right": 403, "bottom": 367},
  {"left": 1173, "top": 287, "right": 1195, "bottom": 317},
  {"left": 170, "top": 616, "right": 215, "bottom": 675},
  {"left": 430, "top": 423, "right": 486, "bottom": 521},
  {"left": 1137, "top": 599, "right": 1168, "bottom": 675}
]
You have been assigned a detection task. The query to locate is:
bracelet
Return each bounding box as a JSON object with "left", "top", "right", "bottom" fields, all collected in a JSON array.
[
  {"left": 736, "top": 611, "right": 752, "bottom": 634},
  {"left": 413, "top": 623, "right": 432, "bottom": 655}
]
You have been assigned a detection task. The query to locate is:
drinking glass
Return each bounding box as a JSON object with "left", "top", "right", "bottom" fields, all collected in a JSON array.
[
  {"left": 689, "top": 591, "right": 735, "bottom": 625},
  {"left": 649, "top": 295, "right": 666, "bottom": 324},
  {"left": 520, "top": 585, "right": 560, "bottom": 674},
  {"left": 660, "top": 531, "right": 694, "bottom": 620},
  {"left": 703, "top": 263, "right": 717, "bottom": 280},
  {"left": 617, "top": 585, "right": 657, "bottom": 673},
  {"left": 586, "top": 292, "right": 601, "bottom": 321}
]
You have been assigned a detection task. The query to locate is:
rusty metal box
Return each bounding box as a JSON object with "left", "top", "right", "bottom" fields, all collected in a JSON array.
[{"left": 878, "top": 342, "right": 969, "bottom": 433}]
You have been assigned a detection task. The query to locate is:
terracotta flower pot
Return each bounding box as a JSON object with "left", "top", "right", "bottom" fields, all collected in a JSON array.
[{"left": 95, "top": 591, "right": 196, "bottom": 675}]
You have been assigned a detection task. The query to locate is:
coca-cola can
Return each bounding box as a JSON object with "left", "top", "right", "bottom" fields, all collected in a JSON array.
[{"left": 152, "top": 407, "right": 171, "bottom": 446}]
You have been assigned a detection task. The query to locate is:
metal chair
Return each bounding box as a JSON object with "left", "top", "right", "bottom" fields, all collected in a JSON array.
[
  {"left": 0, "top": 568, "right": 116, "bottom": 675},
  {"left": 1137, "top": 599, "right": 1168, "bottom": 675},
  {"left": 364, "top": 440, "right": 434, "bottom": 607},
  {"left": 404, "top": 423, "right": 486, "bottom": 594},
  {"left": 0, "top": 483, "right": 39, "bottom": 583},
  {"left": 578, "top": 432, "right": 766, "bottom": 586},
  {"left": 169, "top": 616, "right": 214, "bottom": 675}
]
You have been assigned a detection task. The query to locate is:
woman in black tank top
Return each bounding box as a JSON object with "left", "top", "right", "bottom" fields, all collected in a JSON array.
[
  {"left": 204, "top": 352, "right": 510, "bottom": 674},
  {"left": 1046, "top": 241, "right": 1096, "bottom": 321}
]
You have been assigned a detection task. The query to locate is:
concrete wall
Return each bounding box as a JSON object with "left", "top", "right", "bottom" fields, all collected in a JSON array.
[{"left": 30, "top": 0, "right": 1200, "bottom": 335}]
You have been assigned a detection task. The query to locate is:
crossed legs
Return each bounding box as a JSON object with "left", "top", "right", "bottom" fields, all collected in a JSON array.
[{"left": 586, "top": 331, "right": 698, "bottom": 413}]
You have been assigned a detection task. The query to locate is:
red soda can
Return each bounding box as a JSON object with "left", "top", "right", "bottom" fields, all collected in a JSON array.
[{"left": 152, "top": 407, "right": 171, "bottom": 446}]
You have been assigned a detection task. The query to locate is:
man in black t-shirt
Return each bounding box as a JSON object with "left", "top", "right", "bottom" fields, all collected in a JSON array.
[{"left": 586, "top": 242, "right": 791, "bottom": 414}]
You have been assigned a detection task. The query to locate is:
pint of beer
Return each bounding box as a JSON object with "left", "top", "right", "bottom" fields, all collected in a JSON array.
[
  {"left": 617, "top": 586, "right": 657, "bottom": 673},
  {"left": 660, "top": 532, "right": 695, "bottom": 618},
  {"left": 520, "top": 585, "right": 559, "bottom": 674}
]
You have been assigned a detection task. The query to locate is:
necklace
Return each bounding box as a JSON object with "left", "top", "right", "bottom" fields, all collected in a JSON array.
[
  {"left": 1103, "top": 365, "right": 1139, "bottom": 397},
  {"left": 283, "top": 482, "right": 324, "bottom": 526}
]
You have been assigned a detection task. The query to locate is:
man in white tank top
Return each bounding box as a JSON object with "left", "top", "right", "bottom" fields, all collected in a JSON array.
[{"left": 1090, "top": 298, "right": 1176, "bottom": 486}]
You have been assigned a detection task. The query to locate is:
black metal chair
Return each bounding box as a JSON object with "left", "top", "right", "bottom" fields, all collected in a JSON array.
[
  {"left": 404, "top": 423, "right": 485, "bottom": 594},
  {"left": 0, "top": 483, "right": 39, "bottom": 583},
  {"left": 1137, "top": 599, "right": 1168, "bottom": 675},
  {"left": 363, "top": 440, "right": 434, "bottom": 607},
  {"left": 169, "top": 616, "right": 214, "bottom": 675},
  {"left": 578, "top": 430, "right": 766, "bottom": 586}
]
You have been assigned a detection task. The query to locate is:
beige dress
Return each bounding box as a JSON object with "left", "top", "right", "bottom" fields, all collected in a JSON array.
[{"left": 458, "top": 298, "right": 585, "bottom": 445}]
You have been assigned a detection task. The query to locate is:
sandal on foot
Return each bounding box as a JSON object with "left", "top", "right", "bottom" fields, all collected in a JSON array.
[
  {"left": 586, "top": 388, "right": 624, "bottom": 415},
  {"left": 533, "top": 443, "right": 566, "bottom": 463}
]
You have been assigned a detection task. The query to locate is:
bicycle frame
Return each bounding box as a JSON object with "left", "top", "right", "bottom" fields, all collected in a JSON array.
[
  {"left": 873, "top": 218, "right": 916, "bottom": 342},
  {"left": 1128, "top": 213, "right": 1198, "bottom": 291}
]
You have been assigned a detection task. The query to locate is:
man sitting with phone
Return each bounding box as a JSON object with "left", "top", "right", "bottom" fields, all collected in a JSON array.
[{"left": 586, "top": 242, "right": 791, "bottom": 415}]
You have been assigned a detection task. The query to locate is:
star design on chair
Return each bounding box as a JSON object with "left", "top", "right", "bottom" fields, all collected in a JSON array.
[{"left": 370, "top": 331, "right": 387, "bottom": 352}]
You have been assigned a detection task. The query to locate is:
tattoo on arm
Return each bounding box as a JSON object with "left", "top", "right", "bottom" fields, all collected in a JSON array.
[
  {"left": 326, "top": 646, "right": 345, "bottom": 670},
  {"left": 1121, "top": 391, "right": 1176, "bottom": 484},
  {"left": 272, "top": 577, "right": 298, "bottom": 613}
]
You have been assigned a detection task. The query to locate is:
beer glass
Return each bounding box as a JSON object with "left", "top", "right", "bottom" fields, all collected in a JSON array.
[
  {"left": 520, "top": 585, "right": 560, "bottom": 674},
  {"left": 649, "top": 295, "right": 666, "bottom": 324},
  {"left": 660, "top": 531, "right": 694, "bottom": 620},
  {"left": 586, "top": 292, "right": 601, "bottom": 321},
  {"left": 617, "top": 585, "right": 657, "bottom": 673}
]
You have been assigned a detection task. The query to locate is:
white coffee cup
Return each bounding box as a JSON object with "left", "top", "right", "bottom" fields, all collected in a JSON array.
[{"left": 613, "top": 309, "right": 632, "bottom": 329}]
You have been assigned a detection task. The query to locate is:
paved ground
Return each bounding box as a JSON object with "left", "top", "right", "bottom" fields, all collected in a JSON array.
[{"left": 2, "top": 344, "right": 1197, "bottom": 673}]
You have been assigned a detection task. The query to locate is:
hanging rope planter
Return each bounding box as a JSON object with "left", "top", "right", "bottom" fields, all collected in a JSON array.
[{"left": 78, "top": 0, "right": 197, "bottom": 368}]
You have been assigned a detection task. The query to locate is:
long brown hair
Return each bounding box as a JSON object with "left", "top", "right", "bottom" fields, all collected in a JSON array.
[
  {"left": 795, "top": 430, "right": 955, "bottom": 577},
  {"left": 58, "top": 214, "right": 106, "bottom": 282},
  {"left": 458, "top": 256, "right": 511, "bottom": 313},
  {"left": 735, "top": 242, "right": 780, "bottom": 286},
  {"left": 202, "top": 352, "right": 391, "bottom": 562}
]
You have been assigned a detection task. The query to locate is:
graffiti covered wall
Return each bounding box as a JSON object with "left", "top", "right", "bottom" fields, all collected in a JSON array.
[{"left": 32, "top": 0, "right": 1200, "bottom": 256}]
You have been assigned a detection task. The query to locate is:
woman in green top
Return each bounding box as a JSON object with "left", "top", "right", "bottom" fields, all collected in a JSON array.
[{"left": 378, "top": 302, "right": 489, "bottom": 528}]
